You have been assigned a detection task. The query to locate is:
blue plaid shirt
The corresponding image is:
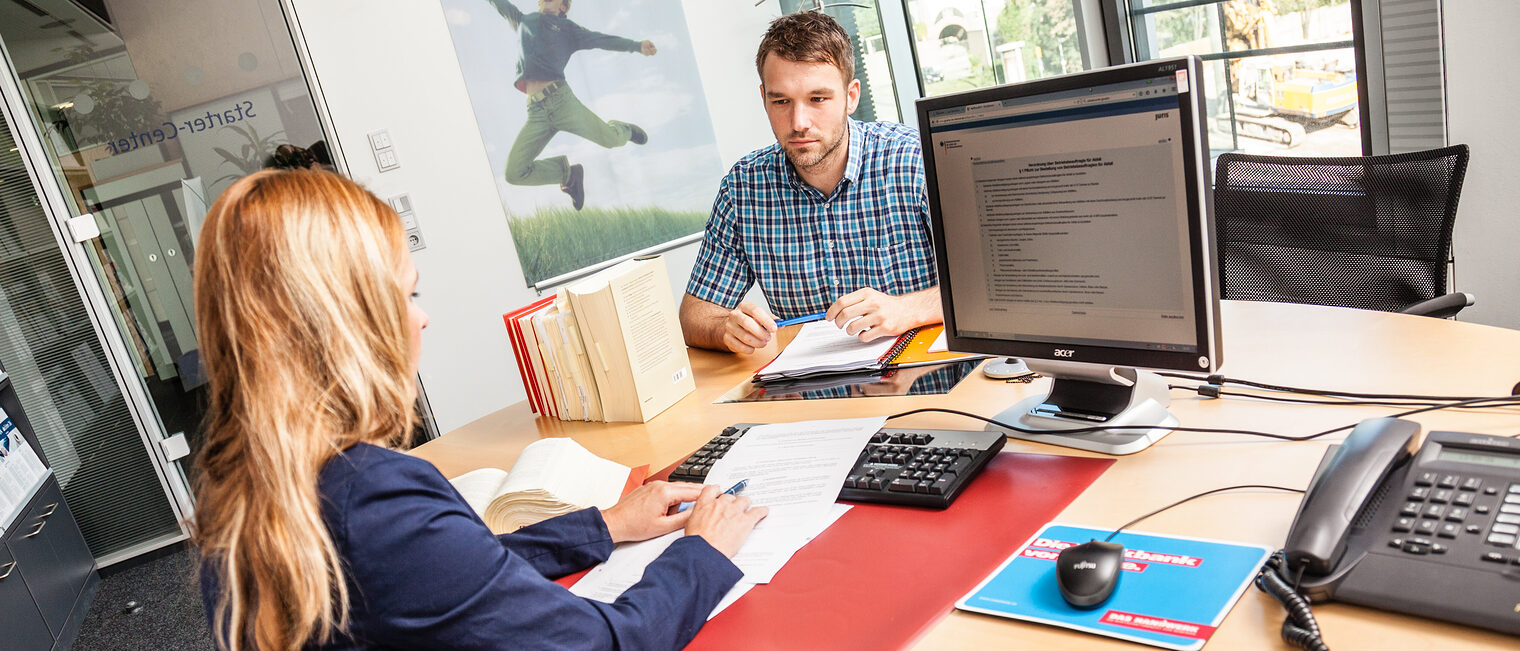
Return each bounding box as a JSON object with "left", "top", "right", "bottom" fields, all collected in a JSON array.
[{"left": 686, "top": 119, "right": 937, "bottom": 320}]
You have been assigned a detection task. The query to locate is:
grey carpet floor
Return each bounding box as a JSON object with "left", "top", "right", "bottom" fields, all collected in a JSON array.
[{"left": 74, "top": 545, "right": 213, "bottom": 651}]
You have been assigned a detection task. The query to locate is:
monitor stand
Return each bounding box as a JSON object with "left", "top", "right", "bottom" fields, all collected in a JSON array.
[{"left": 986, "top": 360, "right": 1176, "bottom": 455}]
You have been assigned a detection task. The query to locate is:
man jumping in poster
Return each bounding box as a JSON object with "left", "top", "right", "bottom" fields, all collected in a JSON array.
[{"left": 488, "top": 0, "right": 656, "bottom": 210}]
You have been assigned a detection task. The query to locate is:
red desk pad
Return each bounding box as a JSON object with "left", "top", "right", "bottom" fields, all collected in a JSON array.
[{"left": 667, "top": 451, "right": 1112, "bottom": 650}]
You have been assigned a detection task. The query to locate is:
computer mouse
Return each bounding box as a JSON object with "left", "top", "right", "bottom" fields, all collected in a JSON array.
[{"left": 1056, "top": 540, "right": 1125, "bottom": 608}]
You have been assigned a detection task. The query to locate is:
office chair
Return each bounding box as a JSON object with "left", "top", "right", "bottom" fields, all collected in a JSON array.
[{"left": 1213, "top": 144, "right": 1472, "bottom": 318}]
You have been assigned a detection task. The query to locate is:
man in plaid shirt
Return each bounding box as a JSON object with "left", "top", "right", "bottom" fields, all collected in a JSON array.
[{"left": 680, "top": 12, "right": 941, "bottom": 353}]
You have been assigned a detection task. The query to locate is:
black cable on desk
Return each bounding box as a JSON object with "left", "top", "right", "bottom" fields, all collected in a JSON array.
[
  {"left": 1100, "top": 484, "right": 1304, "bottom": 542},
  {"left": 887, "top": 395, "right": 1520, "bottom": 443},
  {"left": 1156, "top": 371, "right": 1498, "bottom": 402},
  {"left": 1168, "top": 384, "right": 1487, "bottom": 408}
]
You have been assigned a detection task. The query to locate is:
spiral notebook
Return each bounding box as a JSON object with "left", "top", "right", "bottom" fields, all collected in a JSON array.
[{"left": 755, "top": 322, "right": 982, "bottom": 382}]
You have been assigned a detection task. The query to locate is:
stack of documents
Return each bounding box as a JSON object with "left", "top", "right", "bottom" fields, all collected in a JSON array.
[
  {"left": 571, "top": 417, "right": 885, "bottom": 618},
  {"left": 756, "top": 322, "right": 984, "bottom": 382}
]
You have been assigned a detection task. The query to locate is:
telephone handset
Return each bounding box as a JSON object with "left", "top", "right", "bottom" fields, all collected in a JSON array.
[
  {"left": 1283, "top": 417, "right": 1420, "bottom": 575},
  {"left": 1281, "top": 417, "right": 1520, "bottom": 636}
]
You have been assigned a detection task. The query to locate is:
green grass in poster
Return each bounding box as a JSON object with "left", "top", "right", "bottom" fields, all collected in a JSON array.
[{"left": 508, "top": 205, "right": 708, "bottom": 285}]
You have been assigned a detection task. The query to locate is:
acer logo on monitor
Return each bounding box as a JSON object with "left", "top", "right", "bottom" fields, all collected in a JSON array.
[{"left": 1054, "top": 349, "right": 1076, "bottom": 358}]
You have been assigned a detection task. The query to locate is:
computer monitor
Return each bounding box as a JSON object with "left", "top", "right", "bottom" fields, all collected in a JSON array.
[{"left": 918, "top": 56, "right": 1222, "bottom": 455}]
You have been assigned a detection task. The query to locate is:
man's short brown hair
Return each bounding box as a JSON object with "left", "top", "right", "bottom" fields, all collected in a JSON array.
[{"left": 755, "top": 11, "right": 855, "bottom": 83}]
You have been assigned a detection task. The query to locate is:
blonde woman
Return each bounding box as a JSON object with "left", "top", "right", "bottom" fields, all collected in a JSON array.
[{"left": 193, "top": 169, "right": 765, "bottom": 650}]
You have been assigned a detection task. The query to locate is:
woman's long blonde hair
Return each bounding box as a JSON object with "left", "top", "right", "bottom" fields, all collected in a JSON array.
[{"left": 192, "top": 169, "right": 417, "bottom": 651}]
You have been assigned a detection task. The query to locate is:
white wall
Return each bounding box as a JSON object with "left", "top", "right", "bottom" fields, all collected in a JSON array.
[
  {"left": 1444, "top": 1, "right": 1520, "bottom": 329},
  {"left": 288, "top": 0, "right": 753, "bottom": 434},
  {"left": 290, "top": 0, "right": 537, "bottom": 434}
]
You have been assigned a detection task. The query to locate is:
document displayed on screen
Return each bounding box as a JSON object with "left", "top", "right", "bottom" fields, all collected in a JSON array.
[{"left": 928, "top": 83, "right": 1199, "bottom": 352}]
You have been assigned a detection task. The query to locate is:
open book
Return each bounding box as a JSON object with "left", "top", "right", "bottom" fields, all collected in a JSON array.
[
  {"left": 448, "top": 438, "right": 648, "bottom": 534},
  {"left": 755, "top": 322, "right": 985, "bottom": 382}
]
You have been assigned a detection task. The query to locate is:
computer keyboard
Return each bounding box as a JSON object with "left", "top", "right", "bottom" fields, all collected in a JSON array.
[{"left": 669, "top": 424, "right": 1006, "bottom": 509}]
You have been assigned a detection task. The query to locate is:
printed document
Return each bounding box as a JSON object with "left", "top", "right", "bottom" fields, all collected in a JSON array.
[
  {"left": 757, "top": 322, "right": 897, "bottom": 380},
  {"left": 571, "top": 504, "right": 851, "bottom": 619},
  {"left": 570, "top": 416, "right": 882, "bottom": 610},
  {"left": 699, "top": 417, "right": 882, "bottom": 581}
]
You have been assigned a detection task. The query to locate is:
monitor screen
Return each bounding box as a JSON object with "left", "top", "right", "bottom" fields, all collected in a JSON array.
[{"left": 919, "top": 57, "right": 1221, "bottom": 375}]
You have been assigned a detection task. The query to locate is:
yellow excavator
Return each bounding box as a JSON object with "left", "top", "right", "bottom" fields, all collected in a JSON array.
[{"left": 1222, "top": 0, "right": 1357, "bottom": 147}]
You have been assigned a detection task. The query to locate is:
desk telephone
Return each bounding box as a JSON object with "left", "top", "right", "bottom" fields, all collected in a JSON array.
[{"left": 1284, "top": 417, "right": 1520, "bottom": 635}]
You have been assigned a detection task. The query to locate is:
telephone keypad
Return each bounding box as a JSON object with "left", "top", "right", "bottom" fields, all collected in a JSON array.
[{"left": 1391, "top": 468, "right": 1520, "bottom": 559}]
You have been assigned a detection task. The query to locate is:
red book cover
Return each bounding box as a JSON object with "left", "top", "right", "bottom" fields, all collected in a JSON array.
[{"left": 503, "top": 296, "right": 554, "bottom": 414}]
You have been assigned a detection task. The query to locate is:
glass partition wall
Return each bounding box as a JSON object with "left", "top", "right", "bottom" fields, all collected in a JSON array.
[{"left": 0, "top": 0, "right": 332, "bottom": 563}]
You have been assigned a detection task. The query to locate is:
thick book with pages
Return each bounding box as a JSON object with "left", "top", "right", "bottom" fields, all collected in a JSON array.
[
  {"left": 447, "top": 438, "right": 647, "bottom": 534},
  {"left": 755, "top": 322, "right": 983, "bottom": 382},
  {"left": 503, "top": 256, "right": 693, "bottom": 423}
]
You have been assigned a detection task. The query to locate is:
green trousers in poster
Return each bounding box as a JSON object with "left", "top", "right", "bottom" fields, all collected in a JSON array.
[{"left": 505, "top": 81, "right": 636, "bottom": 186}]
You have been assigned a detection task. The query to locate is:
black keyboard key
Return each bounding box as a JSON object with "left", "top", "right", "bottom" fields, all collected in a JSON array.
[
  {"left": 889, "top": 478, "right": 917, "bottom": 492},
  {"left": 929, "top": 474, "right": 955, "bottom": 495}
]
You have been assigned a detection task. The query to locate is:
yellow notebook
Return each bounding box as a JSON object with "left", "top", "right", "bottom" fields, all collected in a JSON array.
[{"left": 886, "top": 325, "right": 986, "bottom": 368}]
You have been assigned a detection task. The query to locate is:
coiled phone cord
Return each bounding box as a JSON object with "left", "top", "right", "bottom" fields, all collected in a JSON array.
[{"left": 1256, "top": 551, "right": 1330, "bottom": 651}]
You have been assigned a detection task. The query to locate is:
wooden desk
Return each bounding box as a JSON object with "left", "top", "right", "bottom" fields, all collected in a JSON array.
[{"left": 412, "top": 301, "right": 1520, "bottom": 649}]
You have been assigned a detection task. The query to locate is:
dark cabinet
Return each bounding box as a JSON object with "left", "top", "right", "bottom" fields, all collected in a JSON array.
[
  {"left": 0, "top": 545, "right": 55, "bottom": 650},
  {"left": 1, "top": 373, "right": 99, "bottom": 650},
  {"left": 9, "top": 477, "right": 97, "bottom": 638}
]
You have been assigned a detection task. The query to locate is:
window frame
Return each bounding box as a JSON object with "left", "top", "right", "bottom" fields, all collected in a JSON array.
[{"left": 1102, "top": 0, "right": 1373, "bottom": 155}]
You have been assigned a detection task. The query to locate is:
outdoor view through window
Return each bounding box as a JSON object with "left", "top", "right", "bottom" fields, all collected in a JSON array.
[{"left": 905, "top": 0, "right": 1359, "bottom": 157}]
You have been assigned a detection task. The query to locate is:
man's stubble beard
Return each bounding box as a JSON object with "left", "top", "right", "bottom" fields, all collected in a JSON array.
[{"left": 784, "top": 116, "right": 848, "bottom": 173}]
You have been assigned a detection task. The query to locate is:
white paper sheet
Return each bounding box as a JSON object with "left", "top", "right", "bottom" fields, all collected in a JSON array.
[
  {"left": 699, "top": 417, "right": 882, "bottom": 582},
  {"left": 570, "top": 504, "right": 852, "bottom": 619},
  {"left": 757, "top": 321, "right": 897, "bottom": 380}
]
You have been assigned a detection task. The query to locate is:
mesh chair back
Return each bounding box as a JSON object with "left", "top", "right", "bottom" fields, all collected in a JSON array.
[{"left": 1213, "top": 145, "right": 1469, "bottom": 313}]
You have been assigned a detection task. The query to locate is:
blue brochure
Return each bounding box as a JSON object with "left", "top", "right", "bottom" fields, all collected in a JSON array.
[{"left": 956, "top": 523, "right": 1272, "bottom": 651}]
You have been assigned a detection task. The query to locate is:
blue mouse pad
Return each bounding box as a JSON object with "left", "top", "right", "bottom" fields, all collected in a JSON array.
[{"left": 957, "top": 523, "right": 1272, "bottom": 651}]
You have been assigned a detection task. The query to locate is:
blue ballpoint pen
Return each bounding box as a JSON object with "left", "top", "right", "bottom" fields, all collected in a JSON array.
[
  {"left": 677, "top": 479, "right": 751, "bottom": 512},
  {"left": 776, "top": 312, "right": 826, "bottom": 327}
]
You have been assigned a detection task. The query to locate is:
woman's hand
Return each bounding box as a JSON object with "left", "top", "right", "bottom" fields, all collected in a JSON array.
[
  {"left": 684, "top": 484, "right": 768, "bottom": 558},
  {"left": 599, "top": 481, "right": 702, "bottom": 543}
]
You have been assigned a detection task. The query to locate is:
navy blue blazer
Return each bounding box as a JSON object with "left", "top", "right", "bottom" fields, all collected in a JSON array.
[{"left": 201, "top": 443, "right": 742, "bottom": 649}]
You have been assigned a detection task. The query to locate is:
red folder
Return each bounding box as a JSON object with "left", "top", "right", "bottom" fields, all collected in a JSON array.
[
  {"left": 618, "top": 452, "right": 1112, "bottom": 649},
  {"left": 503, "top": 296, "right": 555, "bottom": 415}
]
